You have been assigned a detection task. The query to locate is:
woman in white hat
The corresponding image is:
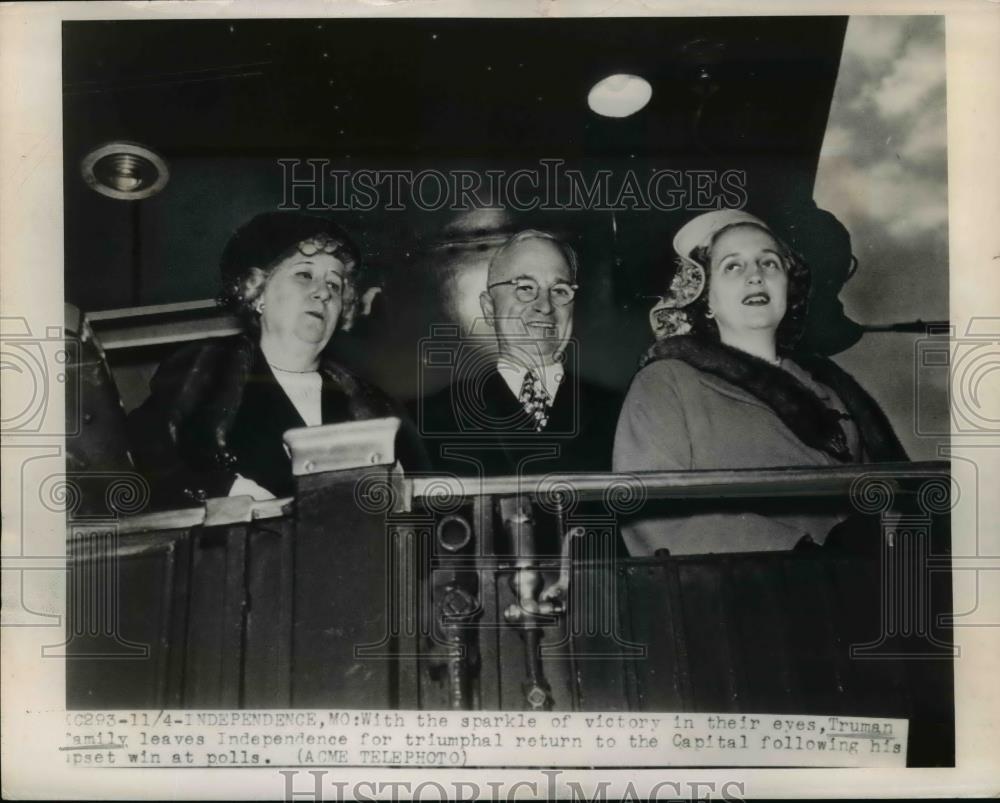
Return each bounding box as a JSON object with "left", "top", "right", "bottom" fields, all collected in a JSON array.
[{"left": 612, "top": 209, "right": 906, "bottom": 556}]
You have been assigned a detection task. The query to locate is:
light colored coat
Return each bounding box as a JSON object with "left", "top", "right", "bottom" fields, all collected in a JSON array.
[{"left": 612, "top": 358, "right": 859, "bottom": 556}]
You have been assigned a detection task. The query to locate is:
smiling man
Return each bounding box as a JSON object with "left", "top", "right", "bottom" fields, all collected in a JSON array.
[
  {"left": 417, "top": 230, "right": 622, "bottom": 478},
  {"left": 481, "top": 231, "right": 577, "bottom": 428}
]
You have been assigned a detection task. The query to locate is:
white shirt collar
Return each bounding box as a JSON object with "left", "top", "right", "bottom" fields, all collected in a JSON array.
[{"left": 496, "top": 357, "right": 565, "bottom": 404}]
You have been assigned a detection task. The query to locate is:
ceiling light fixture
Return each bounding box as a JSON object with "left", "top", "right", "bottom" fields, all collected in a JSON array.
[
  {"left": 587, "top": 73, "right": 652, "bottom": 118},
  {"left": 80, "top": 141, "right": 170, "bottom": 201}
]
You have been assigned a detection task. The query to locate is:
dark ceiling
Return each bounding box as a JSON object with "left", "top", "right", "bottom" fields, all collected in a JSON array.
[
  {"left": 63, "top": 17, "right": 846, "bottom": 162},
  {"left": 61, "top": 16, "right": 849, "bottom": 330}
]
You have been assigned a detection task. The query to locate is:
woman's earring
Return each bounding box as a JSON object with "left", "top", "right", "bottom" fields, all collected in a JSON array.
[{"left": 256, "top": 301, "right": 265, "bottom": 314}]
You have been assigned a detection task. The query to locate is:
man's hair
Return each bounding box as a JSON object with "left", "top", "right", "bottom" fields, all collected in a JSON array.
[{"left": 487, "top": 229, "right": 578, "bottom": 285}]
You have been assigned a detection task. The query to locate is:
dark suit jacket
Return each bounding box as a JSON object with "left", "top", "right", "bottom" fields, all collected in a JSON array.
[{"left": 414, "top": 368, "right": 621, "bottom": 477}]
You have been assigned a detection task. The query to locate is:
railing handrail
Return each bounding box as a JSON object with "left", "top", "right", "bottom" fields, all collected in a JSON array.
[
  {"left": 91, "top": 460, "right": 947, "bottom": 536},
  {"left": 96, "top": 494, "right": 293, "bottom": 537},
  {"left": 408, "top": 460, "right": 948, "bottom": 504}
]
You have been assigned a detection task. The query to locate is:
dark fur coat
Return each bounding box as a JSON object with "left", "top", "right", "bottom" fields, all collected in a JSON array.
[{"left": 128, "top": 335, "right": 399, "bottom": 505}]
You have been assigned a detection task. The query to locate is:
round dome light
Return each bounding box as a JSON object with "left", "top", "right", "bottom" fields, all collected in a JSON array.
[
  {"left": 81, "top": 141, "right": 169, "bottom": 201},
  {"left": 587, "top": 73, "right": 652, "bottom": 118}
]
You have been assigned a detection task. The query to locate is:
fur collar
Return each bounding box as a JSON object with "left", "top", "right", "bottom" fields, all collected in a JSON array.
[
  {"left": 158, "top": 335, "right": 394, "bottom": 468},
  {"left": 640, "top": 336, "right": 906, "bottom": 462}
]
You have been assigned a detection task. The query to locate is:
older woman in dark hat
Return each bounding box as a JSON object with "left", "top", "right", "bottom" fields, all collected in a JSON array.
[
  {"left": 129, "top": 211, "right": 402, "bottom": 505},
  {"left": 613, "top": 209, "right": 906, "bottom": 556}
]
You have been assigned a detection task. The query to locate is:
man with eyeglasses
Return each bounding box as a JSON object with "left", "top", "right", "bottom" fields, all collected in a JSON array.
[{"left": 417, "top": 229, "right": 621, "bottom": 477}]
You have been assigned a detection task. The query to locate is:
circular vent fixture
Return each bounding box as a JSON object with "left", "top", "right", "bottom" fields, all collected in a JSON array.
[{"left": 80, "top": 141, "right": 169, "bottom": 200}]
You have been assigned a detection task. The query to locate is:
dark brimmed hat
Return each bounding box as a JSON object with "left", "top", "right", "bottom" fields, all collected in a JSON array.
[{"left": 219, "top": 211, "right": 361, "bottom": 283}]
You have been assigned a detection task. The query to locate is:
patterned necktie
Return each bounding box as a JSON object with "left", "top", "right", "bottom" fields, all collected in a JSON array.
[{"left": 518, "top": 369, "right": 551, "bottom": 431}]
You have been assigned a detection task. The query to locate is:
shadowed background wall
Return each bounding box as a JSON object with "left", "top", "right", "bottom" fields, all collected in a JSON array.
[{"left": 62, "top": 16, "right": 948, "bottom": 460}]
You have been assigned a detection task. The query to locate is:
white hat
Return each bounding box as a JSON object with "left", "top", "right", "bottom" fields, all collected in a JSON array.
[
  {"left": 672, "top": 209, "right": 771, "bottom": 261},
  {"left": 649, "top": 209, "right": 772, "bottom": 340}
]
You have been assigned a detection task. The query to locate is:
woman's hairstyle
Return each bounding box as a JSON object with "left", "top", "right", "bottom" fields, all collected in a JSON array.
[
  {"left": 685, "top": 222, "right": 811, "bottom": 355},
  {"left": 217, "top": 211, "right": 363, "bottom": 333}
]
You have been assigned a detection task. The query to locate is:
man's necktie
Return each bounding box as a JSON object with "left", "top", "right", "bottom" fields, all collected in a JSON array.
[{"left": 519, "top": 369, "right": 551, "bottom": 431}]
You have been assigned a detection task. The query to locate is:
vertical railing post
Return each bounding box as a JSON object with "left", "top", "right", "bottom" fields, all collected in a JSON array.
[
  {"left": 284, "top": 418, "right": 404, "bottom": 707},
  {"left": 499, "top": 495, "right": 555, "bottom": 711}
]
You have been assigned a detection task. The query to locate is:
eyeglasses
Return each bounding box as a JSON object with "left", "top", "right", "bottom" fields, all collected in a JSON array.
[{"left": 487, "top": 277, "right": 578, "bottom": 306}]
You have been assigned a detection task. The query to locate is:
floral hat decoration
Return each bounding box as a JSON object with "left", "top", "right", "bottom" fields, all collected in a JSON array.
[{"left": 649, "top": 209, "right": 773, "bottom": 339}]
